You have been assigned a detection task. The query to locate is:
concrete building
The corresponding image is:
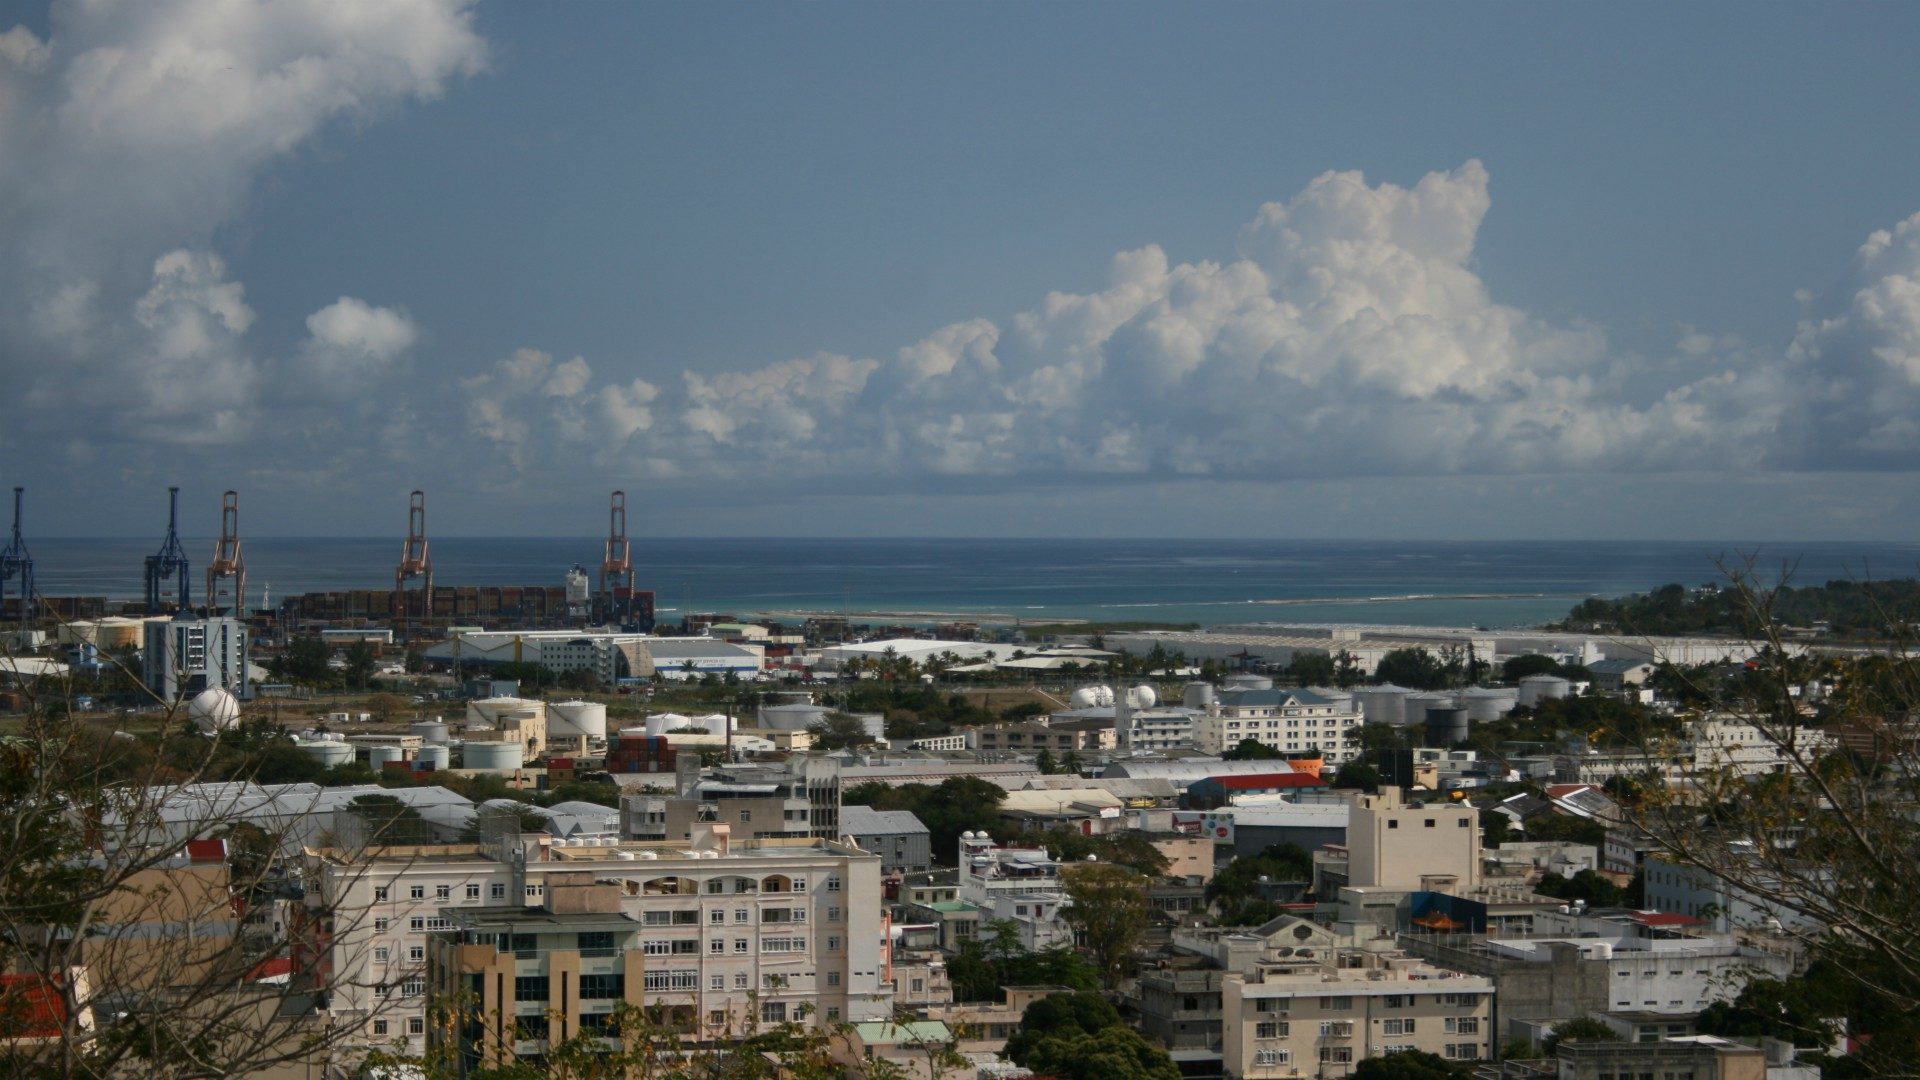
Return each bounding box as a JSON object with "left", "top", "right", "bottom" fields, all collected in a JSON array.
[
  {"left": 142, "top": 616, "right": 249, "bottom": 702},
  {"left": 840, "top": 805, "right": 933, "bottom": 875},
  {"left": 955, "top": 833, "right": 1072, "bottom": 951},
  {"left": 1345, "top": 788, "right": 1480, "bottom": 892},
  {"left": 1640, "top": 852, "right": 1825, "bottom": 935},
  {"left": 310, "top": 826, "right": 890, "bottom": 1058},
  {"left": 1222, "top": 959, "right": 1496, "bottom": 1076},
  {"left": 1684, "top": 714, "right": 1836, "bottom": 778},
  {"left": 621, "top": 757, "right": 843, "bottom": 844},
  {"left": 1195, "top": 687, "right": 1363, "bottom": 763},
  {"left": 425, "top": 630, "right": 764, "bottom": 683}
]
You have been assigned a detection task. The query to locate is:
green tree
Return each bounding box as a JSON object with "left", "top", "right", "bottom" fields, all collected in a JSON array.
[
  {"left": 1501, "top": 653, "right": 1562, "bottom": 683},
  {"left": 1222, "top": 737, "right": 1286, "bottom": 761},
  {"left": 1286, "top": 651, "right": 1336, "bottom": 686},
  {"left": 1003, "top": 990, "right": 1120, "bottom": 1065},
  {"left": 1035, "top": 748, "right": 1060, "bottom": 775},
  {"left": 1330, "top": 761, "right": 1382, "bottom": 793},
  {"left": 1019, "top": 1026, "right": 1180, "bottom": 1080},
  {"left": 1352, "top": 1049, "right": 1470, "bottom": 1079},
  {"left": 1543, "top": 1017, "right": 1618, "bottom": 1053},
  {"left": 343, "top": 640, "right": 378, "bottom": 689},
  {"left": 1375, "top": 648, "right": 1450, "bottom": 690},
  {"left": 1061, "top": 861, "right": 1150, "bottom": 987},
  {"left": 807, "top": 711, "right": 878, "bottom": 751}
]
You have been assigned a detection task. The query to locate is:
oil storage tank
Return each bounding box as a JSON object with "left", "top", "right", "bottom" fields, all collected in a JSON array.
[
  {"left": 415, "top": 745, "right": 451, "bottom": 771},
  {"left": 368, "top": 745, "right": 406, "bottom": 770},
  {"left": 1424, "top": 706, "right": 1471, "bottom": 746},
  {"left": 1350, "top": 684, "right": 1413, "bottom": 726},
  {"left": 300, "top": 738, "right": 354, "bottom": 768},
  {"left": 463, "top": 740, "right": 524, "bottom": 771},
  {"left": 1406, "top": 692, "right": 1456, "bottom": 726},
  {"left": 1459, "top": 686, "right": 1518, "bottom": 723},
  {"left": 550, "top": 700, "right": 608, "bottom": 742},
  {"left": 411, "top": 720, "right": 450, "bottom": 745},
  {"left": 1518, "top": 674, "right": 1572, "bottom": 707}
]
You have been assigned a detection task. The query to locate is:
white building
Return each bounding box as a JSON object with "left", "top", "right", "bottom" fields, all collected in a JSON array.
[
  {"left": 1222, "top": 962, "right": 1496, "bottom": 1077},
  {"left": 304, "top": 827, "right": 890, "bottom": 1056},
  {"left": 1194, "top": 687, "right": 1361, "bottom": 764},
  {"left": 143, "top": 616, "right": 249, "bottom": 702},
  {"left": 955, "top": 833, "right": 1073, "bottom": 951},
  {"left": 1684, "top": 714, "right": 1836, "bottom": 778},
  {"left": 425, "top": 630, "right": 764, "bottom": 684}
]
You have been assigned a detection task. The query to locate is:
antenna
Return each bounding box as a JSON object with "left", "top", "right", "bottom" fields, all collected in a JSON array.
[
  {"left": 394, "top": 490, "right": 433, "bottom": 639},
  {"left": 0, "top": 488, "right": 34, "bottom": 629},
  {"left": 144, "top": 486, "right": 191, "bottom": 613},
  {"left": 206, "top": 490, "right": 247, "bottom": 616},
  {"left": 597, "top": 490, "right": 635, "bottom": 627}
]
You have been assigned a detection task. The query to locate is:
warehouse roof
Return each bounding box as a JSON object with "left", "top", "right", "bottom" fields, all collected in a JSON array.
[{"left": 840, "top": 806, "right": 929, "bottom": 836}]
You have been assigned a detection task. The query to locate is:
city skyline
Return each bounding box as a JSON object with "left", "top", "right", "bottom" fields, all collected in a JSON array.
[{"left": 5, "top": 2, "right": 1920, "bottom": 539}]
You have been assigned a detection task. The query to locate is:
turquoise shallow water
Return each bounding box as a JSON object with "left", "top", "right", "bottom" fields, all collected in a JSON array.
[{"left": 26, "top": 537, "right": 1920, "bottom": 628}]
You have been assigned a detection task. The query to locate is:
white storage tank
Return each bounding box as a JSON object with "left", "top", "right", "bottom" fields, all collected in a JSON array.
[
  {"left": 467, "top": 696, "right": 547, "bottom": 729},
  {"left": 1359, "top": 680, "right": 1420, "bottom": 722},
  {"left": 550, "top": 700, "right": 608, "bottom": 741},
  {"left": 463, "top": 740, "right": 524, "bottom": 771},
  {"left": 301, "top": 739, "right": 355, "bottom": 768},
  {"left": 1518, "top": 674, "right": 1572, "bottom": 707},
  {"left": 695, "top": 713, "right": 730, "bottom": 737},
  {"left": 187, "top": 688, "right": 241, "bottom": 732},
  {"left": 1069, "top": 686, "right": 1102, "bottom": 709},
  {"left": 1126, "top": 685, "right": 1158, "bottom": 709},
  {"left": 1459, "top": 686, "right": 1518, "bottom": 723},
  {"left": 411, "top": 720, "right": 450, "bottom": 745},
  {"left": 1222, "top": 674, "right": 1273, "bottom": 691},
  {"left": 1182, "top": 683, "right": 1216, "bottom": 710},
  {"left": 1405, "top": 692, "right": 1457, "bottom": 726},
  {"left": 368, "top": 746, "right": 406, "bottom": 770},
  {"left": 415, "top": 745, "right": 451, "bottom": 771},
  {"left": 646, "top": 712, "right": 685, "bottom": 736}
]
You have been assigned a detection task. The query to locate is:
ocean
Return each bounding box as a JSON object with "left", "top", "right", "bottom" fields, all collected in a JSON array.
[{"left": 24, "top": 538, "right": 1920, "bottom": 630}]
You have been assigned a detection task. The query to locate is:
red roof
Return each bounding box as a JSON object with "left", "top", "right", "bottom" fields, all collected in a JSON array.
[
  {"left": 1629, "top": 911, "right": 1705, "bottom": 927},
  {"left": 1208, "top": 772, "right": 1327, "bottom": 790},
  {"left": 185, "top": 838, "right": 228, "bottom": 864},
  {"left": 245, "top": 956, "right": 296, "bottom": 983},
  {"left": 0, "top": 974, "right": 70, "bottom": 1039}
]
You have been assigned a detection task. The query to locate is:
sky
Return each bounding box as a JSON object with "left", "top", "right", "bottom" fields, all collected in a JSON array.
[{"left": 4, "top": 1, "right": 1920, "bottom": 540}]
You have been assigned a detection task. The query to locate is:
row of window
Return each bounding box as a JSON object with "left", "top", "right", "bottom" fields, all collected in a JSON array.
[{"left": 370, "top": 876, "right": 844, "bottom": 904}]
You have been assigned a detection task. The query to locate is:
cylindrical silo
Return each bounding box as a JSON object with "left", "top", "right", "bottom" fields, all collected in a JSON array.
[
  {"left": 1459, "top": 686, "right": 1518, "bottom": 723},
  {"left": 1518, "top": 674, "right": 1571, "bottom": 707},
  {"left": 301, "top": 740, "right": 355, "bottom": 768},
  {"left": 698, "top": 713, "right": 729, "bottom": 737},
  {"left": 1182, "top": 683, "right": 1216, "bottom": 710},
  {"left": 646, "top": 712, "right": 684, "bottom": 736},
  {"left": 1424, "top": 707, "right": 1471, "bottom": 746},
  {"left": 467, "top": 696, "right": 546, "bottom": 729},
  {"left": 463, "top": 740, "right": 524, "bottom": 771},
  {"left": 411, "top": 720, "right": 450, "bottom": 745},
  {"left": 368, "top": 746, "right": 406, "bottom": 769},
  {"left": 1351, "top": 684, "right": 1412, "bottom": 726},
  {"left": 550, "top": 701, "right": 608, "bottom": 741},
  {"left": 1406, "top": 692, "right": 1456, "bottom": 727},
  {"left": 415, "top": 745, "right": 451, "bottom": 771},
  {"left": 1223, "top": 674, "right": 1273, "bottom": 691}
]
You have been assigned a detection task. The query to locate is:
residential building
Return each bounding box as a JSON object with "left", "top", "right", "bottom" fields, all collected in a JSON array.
[
  {"left": 620, "top": 757, "right": 842, "bottom": 844},
  {"left": 305, "top": 826, "right": 890, "bottom": 1057},
  {"left": 955, "top": 833, "right": 1072, "bottom": 951},
  {"left": 142, "top": 616, "right": 249, "bottom": 702},
  {"left": 1222, "top": 960, "right": 1495, "bottom": 1076},
  {"left": 1685, "top": 714, "right": 1836, "bottom": 778},
  {"left": 1345, "top": 788, "right": 1480, "bottom": 892},
  {"left": 1194, "top": 687, "right": 1363, "bottom": 763}
]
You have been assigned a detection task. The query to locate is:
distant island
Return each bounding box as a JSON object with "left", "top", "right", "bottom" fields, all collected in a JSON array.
[{"left": 1553, "top": 578, "right": 1920, "bottom": 639}]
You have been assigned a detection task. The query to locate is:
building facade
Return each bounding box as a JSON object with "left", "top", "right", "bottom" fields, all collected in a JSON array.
[
  {"left": 1222, "top": 964, "right": 1496, "bottom": 1077},
  {"left": 142, "top": 616, "right": 249, "bottom": 702}
]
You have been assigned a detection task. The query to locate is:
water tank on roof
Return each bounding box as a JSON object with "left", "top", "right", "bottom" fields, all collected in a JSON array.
[
  {"left": 1182, "top": 683, "right": 1215, "bottom": 710},
  {"left": 550, "top": 700, "right": 608, "bottom": 740}
]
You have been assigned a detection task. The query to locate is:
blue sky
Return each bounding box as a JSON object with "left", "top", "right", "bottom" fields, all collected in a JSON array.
[{"left": 5, "top": 1, "right": 1920, "bottom": 539}]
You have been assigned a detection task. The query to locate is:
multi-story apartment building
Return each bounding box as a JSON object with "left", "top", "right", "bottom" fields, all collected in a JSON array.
[
  {"left": 1222, "top": 962, "right": 1496, "bottom": 1077},
  {"left": 1684, "top": 714, "right": 1835, "bottom": 778},
  {"left": 1344, "top": 787, "right": 1481, "bottom": 892},
  {"left": 303, "top": 824, "right": 890, "bottom": 1057},
  {"left": 620, "top": 757, "right": 841, "bottom": 844},
  {"left": 142, "top": 616, "right": 249, "bottom": 702},
  {"left": 1194, "top": 687, "right": 1361, "bottom": 764},
  {"left": 840, "top": 805, "right": 932, "bottom": 875}
]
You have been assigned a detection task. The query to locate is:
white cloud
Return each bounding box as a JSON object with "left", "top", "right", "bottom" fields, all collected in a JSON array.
[{"left": 0, "top": 0, "right": 484, "bottom": 451}]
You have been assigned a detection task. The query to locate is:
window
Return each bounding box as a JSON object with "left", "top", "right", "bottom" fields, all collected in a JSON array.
[
  {"left": 410, "top": 885, "right": 425, "bottom": 900},
  {"left": 826, "top": 1006, "right": 840, "bottom": 1021},
  {"left": 827, "top": 936, "right": 841, "bottom": 951},
  {"left": 1255, "top": 1021, "right": 1288, "bottom": 1039},
  {"left": 1444, "top": 1044, "right": 1480, "bottom": 1061},
  {"left": 826, "top": 876, "right": 842, "bottom": 893},
  {"left": 709, "top": 909, "right": 726, "bottom": 924},
  {"left": 735, "top": 908, "right": 750, "bottom": 923},
  {"left": 436, "top": 885, "right": 451, "bottom": 900},
  {"left": 1384, "top": 1018, "right": 1416, "bottom": 1035},
  {"left": 1319, "top": 1047, "right": 1353, "bottom": 1064},
  {"left": 1446, "top": 1017, "right": 1479, "bottom": 1034},
  {"left": 466, "top": 883, "right": 481, "bottom": 900},
  {"left": 409, "top": 917, "right": 424, "bottom": 931},
  {"left": 828, "top": 971, "right": 841, "bottom": 987},
  {"left": 760, "top": 1001, "right": 786, "bottom": 1024},
  {"left": 734, "top": 973, "right": 749, "bottom": 989},
  {"left": 733, "top": 938, "right": 749, "bottom": 953},
  {"left": 374, "top": 947, "right": 390, "bottom": 964},
  {"left": 644, "top": 940, "right": 674, "bottom": 955},
  {"left": 578, "top": 931, "right": 615, "bottom": 956},
  {"left": 1256, "top": 998, "right": 1287, "bottom": 1013},
  {"left": 581, "top": 974, "right": 626, "bottom": 999},
  {"left": 372, "top": 1019, "right": 388, "bottom": 1036},
  {"left": 401, "top": 978, "right": 425, "bottom": 997},
  {"left": 1384, "top": 995, "right": 1407, "bottom": 1008},
  {"left": 710, "top": 974, "right": 725, "bottom": 991},
  {"left": 409, "top": 945, "right": 425, "bottom": 962},
  {"left": 643, "top": 970, "right": 697, "bottom": 992},
  {"left": 708, "top": 1008, "right": 726, "bottom": 1025},
  {"left": 408, "top": 1017, "right": 424, "bottom": 1036},
  {"left": 738, "top": 810, "right": 750, "bottom": 822},
  {"left": 491, "top": 883, "right": 506, "bottom": 900},
  {"left": 1387, "top": 819, "right": 1399, "bottom": 830},
  {"left": 709, "top": 939, "right": 725, "bottom": 954},
  {"left": 1318, "top": 1020, "right": 1352, "bottom": 1037},
  {"left": 1424, "top": 818, "right": 1436, "bottom": 828},
  {"left": 1319, "top": 997, "right": 1351, "bottom": 1011},
  {"left": 374, "top": 918, "right": 390, "bottom": 932},
  {"left": 1255, "top": 1050, "right": 1291, "bottom": 1066},
  {"left": 762, "top": 973, "right": 788, "bottom": 990},
  {"left": 827, "top": 906, "right": 842, "bottom": 922},
  {"left": 515, "top": 976, "right": 549, "bottom": 1000},
  {"left": 374, "top": 886, "right": 389, "bottom": 902},
  {"left": 1457, "top": 818, "right": 1470, "bottom": 827}
]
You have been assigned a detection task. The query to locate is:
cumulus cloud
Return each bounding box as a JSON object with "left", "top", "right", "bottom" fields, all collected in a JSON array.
[{"left": 0, "top": 0, "right": 483, "bottom": 452}]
